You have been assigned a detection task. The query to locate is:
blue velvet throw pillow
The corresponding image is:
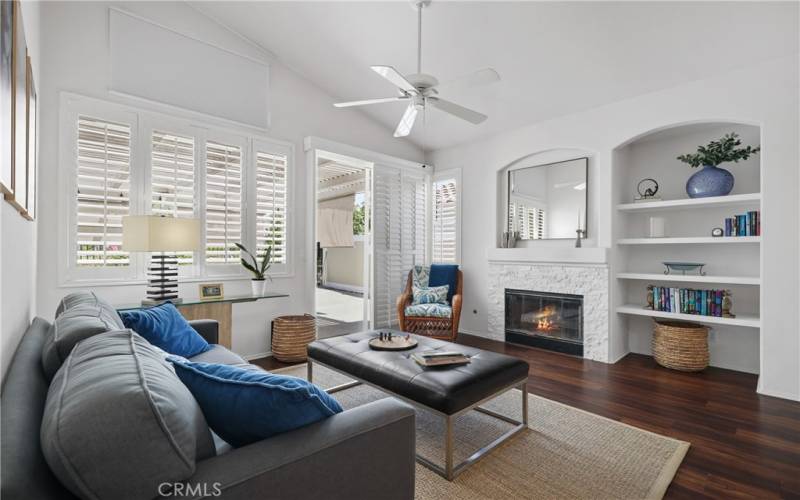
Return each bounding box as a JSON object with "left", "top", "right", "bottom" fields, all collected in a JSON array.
[
  {"left": 119, "top": 303, "right": 210, "bottom": 358},
  {"left": 429, "top": 264, "right": 459, "bottom": 304},
  {"left": 169, "top": 360, "right": 343, "bottom": 447}
]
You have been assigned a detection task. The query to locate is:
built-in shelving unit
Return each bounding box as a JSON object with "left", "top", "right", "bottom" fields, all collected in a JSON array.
[
  {"left": 618, "top": 236, "right": 760, "bottom": 245},
  {"left": 611, "top": 121, "right": 762, "bottom": 374},
  {"left": 617, "top": 192, "right": 761, "bottom": 212},
  {"left": 616, "top": 273, "right": 760, "bottom": 285},
  {"left": 617, "top": 304, "right": 760, "bottom": 328}
]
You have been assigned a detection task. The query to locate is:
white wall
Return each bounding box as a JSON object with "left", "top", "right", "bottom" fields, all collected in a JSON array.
[
  {"left": 427, "top": 55, "right": 800, "bottom": 401},
  {"left": 1, "top": 0, "right": 41, "bottom": 381},
  {"left": 34, "top": 1, "right": 422, "bottom": 360}
]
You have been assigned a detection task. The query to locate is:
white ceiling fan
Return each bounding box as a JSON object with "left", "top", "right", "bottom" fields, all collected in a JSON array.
[{"left": 333, "top": 0, "right": 500, "bottom": 138}]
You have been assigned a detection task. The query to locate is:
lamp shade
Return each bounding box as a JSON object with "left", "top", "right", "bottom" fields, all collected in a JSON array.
[{"left": 122, "top": 216, "right": 201, "bottom": 252}]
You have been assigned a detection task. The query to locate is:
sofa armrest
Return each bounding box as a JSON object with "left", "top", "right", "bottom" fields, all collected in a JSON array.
[
  {"left": 189, "top": 320, "right": 219, "bottom": 345},
  {"left": 173, "top": 398, "right": 416, "bottom": 500}
]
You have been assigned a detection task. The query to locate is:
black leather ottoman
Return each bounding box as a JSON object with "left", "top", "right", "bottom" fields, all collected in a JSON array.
[{"left": 307, "top": 330, "right": 530, "bottom": 480}]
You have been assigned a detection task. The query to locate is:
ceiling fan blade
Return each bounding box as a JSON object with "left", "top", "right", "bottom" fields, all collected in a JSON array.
[
  {"left": 438, "top": 68, "right": 500, "bottom": 91},
  {"left": 333, "top": 96, "right": 409, "bottom": 108},
  {"left": 371, "top": 65, "right": 417, "bottom": 94},
  {"left": 427, "top": 97, "right": 487, "bottom": 124},
  {"left": 393, "top": 104, "right": 419, "bottom": 138}
]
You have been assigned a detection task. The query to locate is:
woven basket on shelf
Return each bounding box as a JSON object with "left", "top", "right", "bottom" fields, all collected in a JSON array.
[
  {"left": 271, "top": 314, "right": 317, "bottom": 362},
  {"left": 652, "top": 319, "right": 709, "bottom": 372}
]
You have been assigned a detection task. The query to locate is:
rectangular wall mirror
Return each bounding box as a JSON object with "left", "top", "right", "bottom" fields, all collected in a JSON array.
[{"left": 507, "top": 157, "right": 588, "bottom": 240}]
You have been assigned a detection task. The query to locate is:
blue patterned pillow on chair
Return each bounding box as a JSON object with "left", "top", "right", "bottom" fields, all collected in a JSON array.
[
  {"left": 412, "top": 284, "right": 449, "bottom": 305},
  {"left": 412, "top": 265, "right": 430, "bottom": 288}
]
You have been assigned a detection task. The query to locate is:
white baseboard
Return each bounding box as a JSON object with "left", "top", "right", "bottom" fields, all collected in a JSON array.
[
  {"left": 243, "top": 351, "right": 271, "bottom": 361},
  {"left": 609, "top": 350, "right": 630, "bottom": 364},
  {"left": 757, "top": 385, "right": 800, "bottom": 402}
]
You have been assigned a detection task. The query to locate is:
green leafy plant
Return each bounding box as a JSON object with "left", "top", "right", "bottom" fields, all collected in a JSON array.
[
  {"left": 353, "top": 203, "right": 365, "bottom": 235},
  {"left": 235, "top": 229, "right": 275, "bottom": 281},
  {"left": 677, "top": 133, "right": 760, "bottom": 168}
]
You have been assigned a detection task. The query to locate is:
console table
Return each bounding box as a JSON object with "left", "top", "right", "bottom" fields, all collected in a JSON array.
[{"left": 117, "top": 292, "right": 289, "bottom": 349}]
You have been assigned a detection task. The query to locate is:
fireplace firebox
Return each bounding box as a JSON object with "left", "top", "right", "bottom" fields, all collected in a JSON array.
[{"left": 505, "top": 289, "right": 583, "bottom": 356}]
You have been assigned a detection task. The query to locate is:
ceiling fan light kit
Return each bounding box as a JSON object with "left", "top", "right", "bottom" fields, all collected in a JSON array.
[{"left": 333, "top": 0, "right": 499, "bottom": 138}]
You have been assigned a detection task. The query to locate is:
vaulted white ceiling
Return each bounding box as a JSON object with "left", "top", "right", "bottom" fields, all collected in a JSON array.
[{"left": 193, "top": 1, "right": 798, "bottom": 152}]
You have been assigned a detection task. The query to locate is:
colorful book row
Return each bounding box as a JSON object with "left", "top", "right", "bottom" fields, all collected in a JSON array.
[
  {"left": 724, "top": 211, "right": 760, "bottom": 236},
  {"left": 647, "top": 286, "right": 728, "bottom": 317}
]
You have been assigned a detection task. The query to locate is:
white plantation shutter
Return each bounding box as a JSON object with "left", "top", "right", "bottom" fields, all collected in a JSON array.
[
  {"left": 205, "top": 140, "right": 242, "bottom": 264},
  {"left": 151, "top": 131, "right": 195, "bottom": 265},
  {"left": 75, "top": 116, "right": 132, "bottom": 267},
  {"left": 255, "top": 150, "right": 287, "bottom": 265},
  {"left": 432, "top": 177, "right": 457, "bottom": 264},
  {"left": 509, "top": 202, "right": 545, "bottom": 239},
  {"left": 373, "top": 166, "right": 428, "bottom": 328}
]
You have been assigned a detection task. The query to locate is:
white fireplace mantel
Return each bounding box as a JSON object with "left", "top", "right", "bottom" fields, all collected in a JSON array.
[{"left": 487, "top": 247, "right": 608, "bottom": 265}]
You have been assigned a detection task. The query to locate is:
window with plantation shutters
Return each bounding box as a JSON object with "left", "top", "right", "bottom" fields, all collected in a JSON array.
[
  {"left": 432, "top": 177, "right": 458, "bottom": 264},
  {"left": 205, "top": 140, "right": 242, "bottom": 264},
  {"left": 62, "top": 95, "right": 295, "bottom": 285},
  {"left": 255, "top": 150, "right": 287, "bottom": 265},
  {"left": 75, "top": 115, "right": 132, "bottom": 267},
  {"left": 151, "top": 131, "right": 195, "bottom": 265}
]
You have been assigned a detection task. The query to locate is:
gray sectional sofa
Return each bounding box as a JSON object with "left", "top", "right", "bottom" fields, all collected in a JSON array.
[{"left": 1, "top": 292, "right": 416, "bottom": 500}]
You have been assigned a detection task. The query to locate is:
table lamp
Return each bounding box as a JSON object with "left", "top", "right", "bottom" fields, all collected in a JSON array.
[{"left": 122, "top": 215, "right": 201, "bottom": 305}]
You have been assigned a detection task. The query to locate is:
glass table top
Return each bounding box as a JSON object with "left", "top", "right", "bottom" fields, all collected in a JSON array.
[{"left": 116, "top": 292, "right": 290, "bottom": 311}]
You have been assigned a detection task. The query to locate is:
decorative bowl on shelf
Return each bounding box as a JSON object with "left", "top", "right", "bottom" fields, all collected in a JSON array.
[{"left": 662, "top": 262, "right": 706, "bottom": 276}]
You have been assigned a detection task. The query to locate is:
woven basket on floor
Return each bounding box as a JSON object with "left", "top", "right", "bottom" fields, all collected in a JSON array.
[
  {"left": 272, "top": 314, "right": 317, "bottom": 362},
  {"left": 652, "top": 319, "right": 709, "bottom": 372}
]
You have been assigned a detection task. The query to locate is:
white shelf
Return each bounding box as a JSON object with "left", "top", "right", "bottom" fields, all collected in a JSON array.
[
  {"left": 617, "top": 304, "right": 760, "bottom": 328},
  {"left": 616, "top": 273, "right": 760, "bottom": 285},
  {"left": 617, "top": 236, "right": 760, "bottom": 245},
  {"left": 617, "top": 193, "right": 761, "bottom": 212}
]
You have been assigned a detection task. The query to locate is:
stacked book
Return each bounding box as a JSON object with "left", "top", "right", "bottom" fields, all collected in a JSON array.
[
  {"left": 412, "top": 351, "right": 471, "bottom": 367},
  {"left": 648, "top": 286, "right": 726, "bottom": 317},
  {"left": 724, "top": 210, "right": 760, "bottom": 236}
]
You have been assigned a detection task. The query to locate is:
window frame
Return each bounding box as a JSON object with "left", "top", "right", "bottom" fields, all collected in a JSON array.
[
  {"left": 251, "top": 138, "right": 293, "bottom": 276},
  {"left": 58, "top": 93, "right": 295, "bottom": 287},
  {"left": 431, "top": 167, "right": 462, "bottom": 265}
]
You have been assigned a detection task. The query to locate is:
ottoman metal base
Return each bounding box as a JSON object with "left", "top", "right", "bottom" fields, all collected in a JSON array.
[{"left": 308, "top": 359, "right": 529, "bottom": 481}]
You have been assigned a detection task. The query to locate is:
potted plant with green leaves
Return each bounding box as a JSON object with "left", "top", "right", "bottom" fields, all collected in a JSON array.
[
  {"left": 677, "top": 132, "right": 760, "bottom": 198},
  {"left": 236, "top": 229, "right": 276, "bottom": 296}
]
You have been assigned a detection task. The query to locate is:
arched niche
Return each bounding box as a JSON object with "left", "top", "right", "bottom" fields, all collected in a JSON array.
[
  {"left": 497, "top": 148, "right": 596, "bottom": 247},
  {"left": 612, "top": 121, "right": 761, "bottom": 203}
]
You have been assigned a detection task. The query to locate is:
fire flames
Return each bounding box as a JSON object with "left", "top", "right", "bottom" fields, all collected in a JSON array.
[{"left": 535, "top": 305, "right": 559, "bottom": 332}]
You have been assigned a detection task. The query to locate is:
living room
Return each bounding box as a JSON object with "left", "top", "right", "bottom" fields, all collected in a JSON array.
[{"left": 1, "top": 1, "right": 799, "bottom": 499}]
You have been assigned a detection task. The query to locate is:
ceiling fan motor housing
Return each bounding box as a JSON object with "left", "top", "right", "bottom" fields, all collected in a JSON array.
[{"left": 405, "top": 73, "right": 439, "bottom": 94}]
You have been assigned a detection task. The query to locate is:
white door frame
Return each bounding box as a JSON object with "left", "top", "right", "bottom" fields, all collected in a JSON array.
[{"left": 304, "top": 136, "right": 427, "bottom": 330}]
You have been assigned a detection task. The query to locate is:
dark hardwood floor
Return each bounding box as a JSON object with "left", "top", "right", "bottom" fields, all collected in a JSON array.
[{"left": 253, "top": 333, "right": 800, "bottom": 499}]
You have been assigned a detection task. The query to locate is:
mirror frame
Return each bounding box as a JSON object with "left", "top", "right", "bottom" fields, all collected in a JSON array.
[{"left": 506, "top": 156, "right": 589, "bottom": 240}]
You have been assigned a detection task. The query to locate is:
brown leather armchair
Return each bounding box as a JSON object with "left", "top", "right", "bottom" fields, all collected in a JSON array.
[{"left": 396, "top": 269, "right": 463, "bottom": 341}]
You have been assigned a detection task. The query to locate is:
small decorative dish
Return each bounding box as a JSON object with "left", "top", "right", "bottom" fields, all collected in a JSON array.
[
  {"left": 662, "top": 262, "right": 706, "bottom": 276},
  {"left": 368, "top": 332, "right": 418, "bottom": 351}
]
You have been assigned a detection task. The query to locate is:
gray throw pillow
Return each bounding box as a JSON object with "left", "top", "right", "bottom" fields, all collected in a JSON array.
[
  {"left": 42, "top": 292, "right": 126, "bottom": 380},
  {"left": 41, "top": 330, "right": 215, "bottom": 500}
]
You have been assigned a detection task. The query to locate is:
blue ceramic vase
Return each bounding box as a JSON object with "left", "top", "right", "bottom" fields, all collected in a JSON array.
[{"left": 686, "top": 164, "right": 734, "bottom": 198}]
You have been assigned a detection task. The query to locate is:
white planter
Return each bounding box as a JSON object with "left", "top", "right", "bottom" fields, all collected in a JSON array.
[{"left": 251, "top": 279, "right": 266, "bottom": 296}]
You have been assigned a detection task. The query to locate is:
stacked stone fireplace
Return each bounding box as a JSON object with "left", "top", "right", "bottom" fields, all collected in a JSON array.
[{"left": 488, "top": 261, "right": 609, "bottom": 362}]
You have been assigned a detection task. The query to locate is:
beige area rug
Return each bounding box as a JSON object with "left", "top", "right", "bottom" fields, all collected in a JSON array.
[{"left": 276, "top": 364, "right": 689, "bottom": 499}]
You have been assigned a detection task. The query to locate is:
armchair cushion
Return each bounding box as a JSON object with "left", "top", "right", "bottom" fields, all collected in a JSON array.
[
  {"left": 404, "top": 303, "right": 452, "bottom": 318},
  {"left": 429, "top": 264, "right": 459, "bottom": 303},
  {"left": 412, "top": 284, "right": 449, "bottom": 305}
]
